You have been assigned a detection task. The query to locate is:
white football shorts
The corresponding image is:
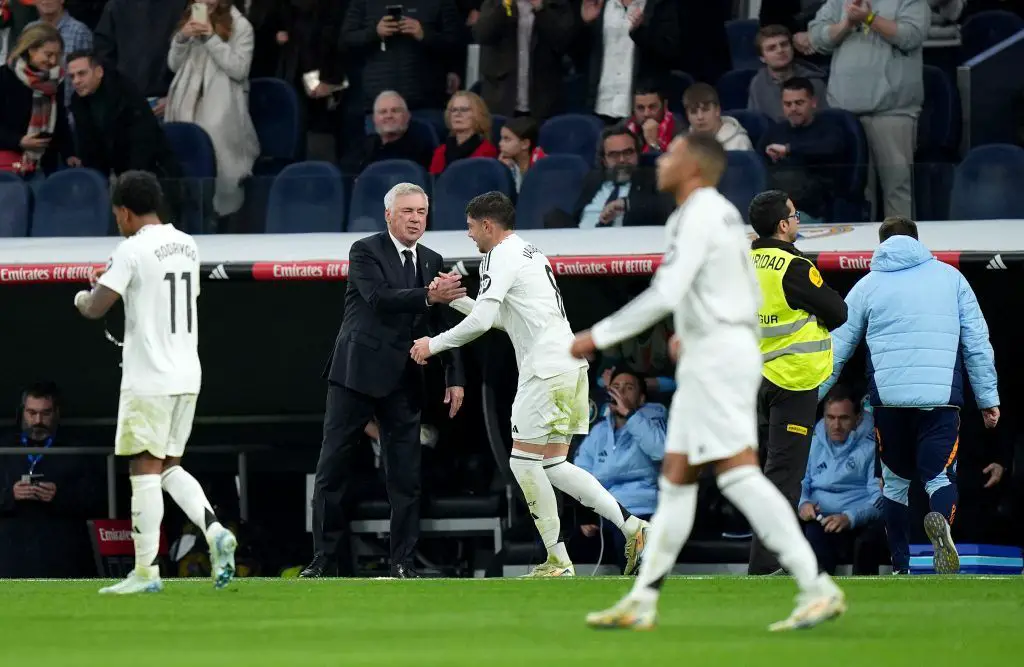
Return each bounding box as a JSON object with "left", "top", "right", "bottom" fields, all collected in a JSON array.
[
  {"left": 511, "top": 367, "right": 590, "bottom": 444},
  {"left": 114, "top": 392, "right": 198, "bottom": 459},
  {"left": 666, "top": 328, "right": 761, "bottom": 466}
]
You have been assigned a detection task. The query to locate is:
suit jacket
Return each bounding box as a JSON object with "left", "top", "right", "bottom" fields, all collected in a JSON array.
[
  {"left": 472, "top": 0, "right": 574, "bottom": 121},
  {"left": 70, "top": 68, "right": 183, "bottom": 179},
  {"left": 544, "top": 166, "right": 675, "bottom": 228},
  {"left": 323, "top": 231, "right": 466, "bottom": 398}
]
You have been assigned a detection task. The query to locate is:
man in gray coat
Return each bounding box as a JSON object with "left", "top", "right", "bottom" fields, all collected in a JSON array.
[{"left": 809, "top": 0, "right": 930, "bottom": 220}]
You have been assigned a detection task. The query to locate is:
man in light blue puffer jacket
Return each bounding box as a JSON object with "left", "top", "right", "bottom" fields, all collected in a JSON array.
[
  {"left": 819, "top": 217, "right": 1000, "bottom": 575},
  {"left": 800, "top": 385, "right": 884, "bottom": 575},
  {"left": 575, "top": 368, "right": 666, "bottom": 574}
]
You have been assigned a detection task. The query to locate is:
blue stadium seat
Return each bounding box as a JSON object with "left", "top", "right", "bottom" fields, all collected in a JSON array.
[
  {"left": 250, "top": 78, "right": 304, "bottom": 172},
  {"left": 725, "top": 19, "right": 761, "bottom": 71},
  {"left": 31, "top": 169, "right": 111, "bottom": 237},
  {"left": 961, "top": 10, "right": 1024, "bottom": 62},
  {"left": 348, "top": 159, "right": 430, "bottom": 232},
  {"left": 363, "top": 115, "right": 440, "bottom": 152},
  {"left": 491, "top": 114, "right": 508, "bottom": 147},
  {"left": 665, "top": 70, "right": 696, "bottom": 113},
  {"left": 725, "top": 109, "right": 770, "bottom": 148},
  {"left": 816, "top": 108, "right": 869, "bottom": 222},
  {"left": 717, "top": 69, "right": 758, "bottom": 111},
  {"left": 539, "top": 114, "right": 604, "bottom": 165},
  {"left": 0, "top": 173, "right": 30, "bottom": 237},
  {"left": 265, "top": 161, "right": 345, "bottom": 233},
  {"left": 949, "top": 144, "right": 1024, "bottom": 220},
  {"left": 516, "top": 155, "right": 589, "bottom": 229},
  {"left": 411, "top": 109, "right": 448, "bottom": 143},
  {"left": 432, "top": 158, "right": 515, "bottom": 231},
  {"left": 162, "top": 122, "right": 215, "bottom": 235},
  {"left": 719, "top": 151, "right": 766, "bottom": 223},
  {"left": 562, "top": 71, "right": 589, "bottom": 114}
]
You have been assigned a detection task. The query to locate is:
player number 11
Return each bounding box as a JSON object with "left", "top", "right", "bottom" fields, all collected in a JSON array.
[{"left": 164, "top": 271, "right": 194, "bottom": 334}]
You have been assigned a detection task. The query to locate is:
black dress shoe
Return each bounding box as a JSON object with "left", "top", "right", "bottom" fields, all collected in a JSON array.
[
  {"left": 390, "top": 563, "right": 420, "bottom": 578},
  {"left": 300, "top": 553, "right": 335, "bottom": 578}
]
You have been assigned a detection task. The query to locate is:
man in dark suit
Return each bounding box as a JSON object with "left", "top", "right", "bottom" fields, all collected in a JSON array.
[
  {"left": 545, "top": 123, "right": 675, "bottom": 228},
  {"left": 301, "top": 182, "right": 467, "bottom": 578}
]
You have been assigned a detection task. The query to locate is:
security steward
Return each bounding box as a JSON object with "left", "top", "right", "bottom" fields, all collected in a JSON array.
[{"left": 747, "top": 190, "right": 848, "bottom": 575}]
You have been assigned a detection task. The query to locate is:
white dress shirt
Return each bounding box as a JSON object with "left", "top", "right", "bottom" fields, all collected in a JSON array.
[{"left": 595, "top": 1, "right": 637, "bottom": 119}]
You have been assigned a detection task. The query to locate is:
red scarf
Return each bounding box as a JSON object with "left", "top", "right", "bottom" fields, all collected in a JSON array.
[
  {"left": 627, "top": 112, "right": 676, "bottom": 153},
  {"left": 8, "top": 57, "right": 61, "bottom": 172},
  {"left": 1, "top": 0, "right": 12, "bottom": 27}
]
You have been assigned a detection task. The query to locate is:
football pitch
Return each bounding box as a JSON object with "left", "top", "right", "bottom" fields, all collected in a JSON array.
[{"left": 2, "top": 576, "right": 1021, "bottom": 666}]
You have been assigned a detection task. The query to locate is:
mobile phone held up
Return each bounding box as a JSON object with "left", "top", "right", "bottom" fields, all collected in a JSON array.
[
  {"left": 191, "top": 2, "right": 209, "bottom": 24},
  {"left": 386, "top": 4, "right": 403, "bottom": 21},
  {"left": 21, "top": 474, "right": 44, "bottom": 485}
]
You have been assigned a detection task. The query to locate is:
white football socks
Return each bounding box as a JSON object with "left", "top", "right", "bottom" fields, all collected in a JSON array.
[
  {"left": 161, "top": 465, "right": 223, "bottom": 544},
  {"left": 544, "top": 457, "right": 634, "bottom": 534},
  {"left": 130, "top": 474, "right": 163, "bottom": 578},
  {"left": 510, "top": 450, "right": 569, "bottom": 563},
  {"left": 630, "top": 477, "right": 697, "bottom": 603},
  {"left": 718, "top": 465, "right": 819, "bottom": 591}
]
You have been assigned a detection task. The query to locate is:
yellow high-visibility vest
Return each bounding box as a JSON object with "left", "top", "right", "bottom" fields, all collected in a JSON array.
[{"left": 751, "top": 246, "right": 832, "bottom": 391}]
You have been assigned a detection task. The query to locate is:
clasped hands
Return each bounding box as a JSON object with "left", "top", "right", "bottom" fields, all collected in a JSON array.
[{"left": 410, "top": 271, "right": 465, "bottom": 365}]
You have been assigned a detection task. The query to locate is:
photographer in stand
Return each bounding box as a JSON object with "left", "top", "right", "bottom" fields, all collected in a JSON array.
[{"left": 0, "top": 382, "right": 103, "bottom": 577}]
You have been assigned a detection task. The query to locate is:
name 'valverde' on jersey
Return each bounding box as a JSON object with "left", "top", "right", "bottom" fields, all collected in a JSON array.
[
  {"left": 477, "top": 233, "right": 588, "bottom": 380},
  {"left": 97, "top": 224, "right": 202, "bottom": 396}
]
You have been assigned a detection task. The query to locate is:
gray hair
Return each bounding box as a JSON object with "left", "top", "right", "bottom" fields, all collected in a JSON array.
[
  {"left": 384, "top": 183, "right": 428, "bottom": 214},
  {"left": 373, "top": 90, "right": 408, "bottom": 113}
]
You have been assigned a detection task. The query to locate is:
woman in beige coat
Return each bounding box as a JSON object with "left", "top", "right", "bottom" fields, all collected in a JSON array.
[{"left": 167, "top": 0, "right": 260, "bottom": 218}]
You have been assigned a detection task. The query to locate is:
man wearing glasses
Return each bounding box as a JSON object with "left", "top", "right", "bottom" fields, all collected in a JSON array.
[{"left": 746, "top": 189, "right": 848, "bottom": 575}]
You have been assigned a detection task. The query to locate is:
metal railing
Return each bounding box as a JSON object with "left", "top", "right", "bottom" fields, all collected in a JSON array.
[{"left": 0, "top": 445, "right": 271, "bottom": 520}]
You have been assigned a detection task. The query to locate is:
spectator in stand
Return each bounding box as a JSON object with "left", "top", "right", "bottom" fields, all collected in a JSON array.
[
  {"left": 546, "top": 123, "right": 673, "bottom": 228},
  {"left": 820, "top": 216, "right": 1000, "bottom": 575},
  {"left": 67, "top": 51, "right": 183, "bottom": 187},
  {"left": 94, "top": 0, "right": 184, "bottom": 118},
  {"left": 579, "top": 0, "right": 681, "bottom": 124},
  {"left": 0, "top": 382, "right": 104, "bottom": 578},
  {"left": 497, "top": 116, "right": 545, "bottom": 191},
  {"left": 574, "top": 367, "right": 666, "bottom": 573},
  {"left": 3, "top": 0, "right": 37, "bottom": 50},
  {"left": 748, "top": 24, "right": 827, "bottom": 123},
  {"left": 472, "top": 0, "right": 574, "bottom": 121},
  {"left": 428, "top": 90, "right": 498, "bottom": 175},
  {"left": 166, "top": 0, "right": 260, "bottom": 219},
  {"left": 809, "top": 0, "right": 930, "bottom": 220},
  {"left": 361, "top": 90, "right": 434, "bottom": 170},
  {"left": 342, "top": 0, "right": 463, "bottom": 112},
  {"left": 236, "top": 0, "right": 292, "bottom": 79},
  {"left": 759, "top": 77, "right": 846, "bottom": 222},
  {"left": 759, "top": 0, "right": 827, "bottom": 61},
  {"left": 27, "top": 0, "right": 92, "bottom": 116},
  {"left": 65, "top": 0, "right": 105, "bottom": 30},
  {"left": 799, "top": 384, "right": 886, "bottom": 576},
  {"left": 0, "top": 23, "right": 78, "bottom": 179},
  {"left": 683, "top": 83, "right": 753, "bottom": 151},
  {"left": 626, "top": 82, "right": 675, "bottom": 154}
]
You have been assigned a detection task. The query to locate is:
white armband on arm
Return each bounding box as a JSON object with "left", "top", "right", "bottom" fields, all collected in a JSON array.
[{"left": 429, "top": 299, "right": 500, "bottom": 354}]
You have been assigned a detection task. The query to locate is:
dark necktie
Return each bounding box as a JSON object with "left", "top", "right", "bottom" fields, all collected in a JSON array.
[
  {"left": 598, "top": 183, "right": 623, "bottom": 227},
  {"left": 402, "top": 249, "right": 416, "bottom": 288}
]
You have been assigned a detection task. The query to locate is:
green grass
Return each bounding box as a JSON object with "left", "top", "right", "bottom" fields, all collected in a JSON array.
[{"left": 2, "top": 577, "right": 1022, "bottom": 666}]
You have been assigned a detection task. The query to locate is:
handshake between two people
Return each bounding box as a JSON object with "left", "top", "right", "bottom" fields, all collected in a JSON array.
[{"left": 410, "top": 270, "right": 466, "bottom": 365}]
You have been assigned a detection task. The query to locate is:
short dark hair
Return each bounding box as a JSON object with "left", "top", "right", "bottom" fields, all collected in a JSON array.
[
  {"left": 633, "top": 80, "right": 663, "bottom": 99},
  {"left": 755, "top": 24, "right": 792, "bottom": 54},
  {"left": 66, "top": 49, "right": 100, "bottom": 67},
  {"left": 748, "top": 189, "right": 791, "bottom": 238},
  {"left": 600, "top": 122, "right": 643, "bottom": 160},
  {"left": 502, "top": 116, "right": 539, "bottom": 149},
  {"left": 111, "top": 171, "right": 164, "bottom": 216},
  {"left": 782, "top": 76, "right": 815, "bottom": 98},
  {"left": 466, "top": 191, "right": 516, "bottom": 229},
  {"left": 823, "top": 384, "right": 862, "bottom": 414},
  {"left": 609, "top": 367, "right": 647, "bottom": 398},
  {"left": 878, "top": 216, "right": 918, "bottom": 242},
  {"left": 21, "top": 381, "right": 60, "bottom": 410},
  {"left": 685, "top": 132, "right": 728, "bottom": 185}
]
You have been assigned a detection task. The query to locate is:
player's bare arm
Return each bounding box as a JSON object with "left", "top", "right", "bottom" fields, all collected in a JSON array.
[
  {"left": 73, "top": 284, "right": 121, "bottom": 320},
  {"left": 410, "top": 299, "right": 501, "bottom": 364}
]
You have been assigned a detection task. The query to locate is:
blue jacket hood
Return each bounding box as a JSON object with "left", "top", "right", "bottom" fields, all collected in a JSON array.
[{"left": 870, "top": 236, "right": 934, "bottom": 272}]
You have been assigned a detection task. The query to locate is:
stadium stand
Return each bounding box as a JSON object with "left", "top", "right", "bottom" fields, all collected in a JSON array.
[
  {"left": 949, "top": 143, "right": 1024, "bottom": 220},
  {"left": 0, "top": 174, "right": 30, "bottom": 238},
  {"left": 348, "top": 159, "right": 431, "bottom": 233},
  {"left": 30, "top": 169, "right": 111, "bottom": 237},
  {"left": 265, "top": 162, "right": 346, "bottom": 234}
]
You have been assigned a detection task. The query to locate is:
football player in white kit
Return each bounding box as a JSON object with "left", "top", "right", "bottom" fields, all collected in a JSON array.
[
  {"left": 410, "top": 192, "right": 649, "bottom": 577},
  {"left": 73, "top": 171, "right": 237, "bottom": 594},
  {"left": 571, "top": 134, "right": 846, "bottom": 631}
]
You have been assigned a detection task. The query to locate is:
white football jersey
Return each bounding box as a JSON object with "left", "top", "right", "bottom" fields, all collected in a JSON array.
[
  {"left": 98, "top": 224, "right": 202, "bottom": 395},
  {"left": 655, "top": 187, "right": 760, "bottom": 340},
  {"left": 477, "top": 233, "right": 588, "bottom": 380}
]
